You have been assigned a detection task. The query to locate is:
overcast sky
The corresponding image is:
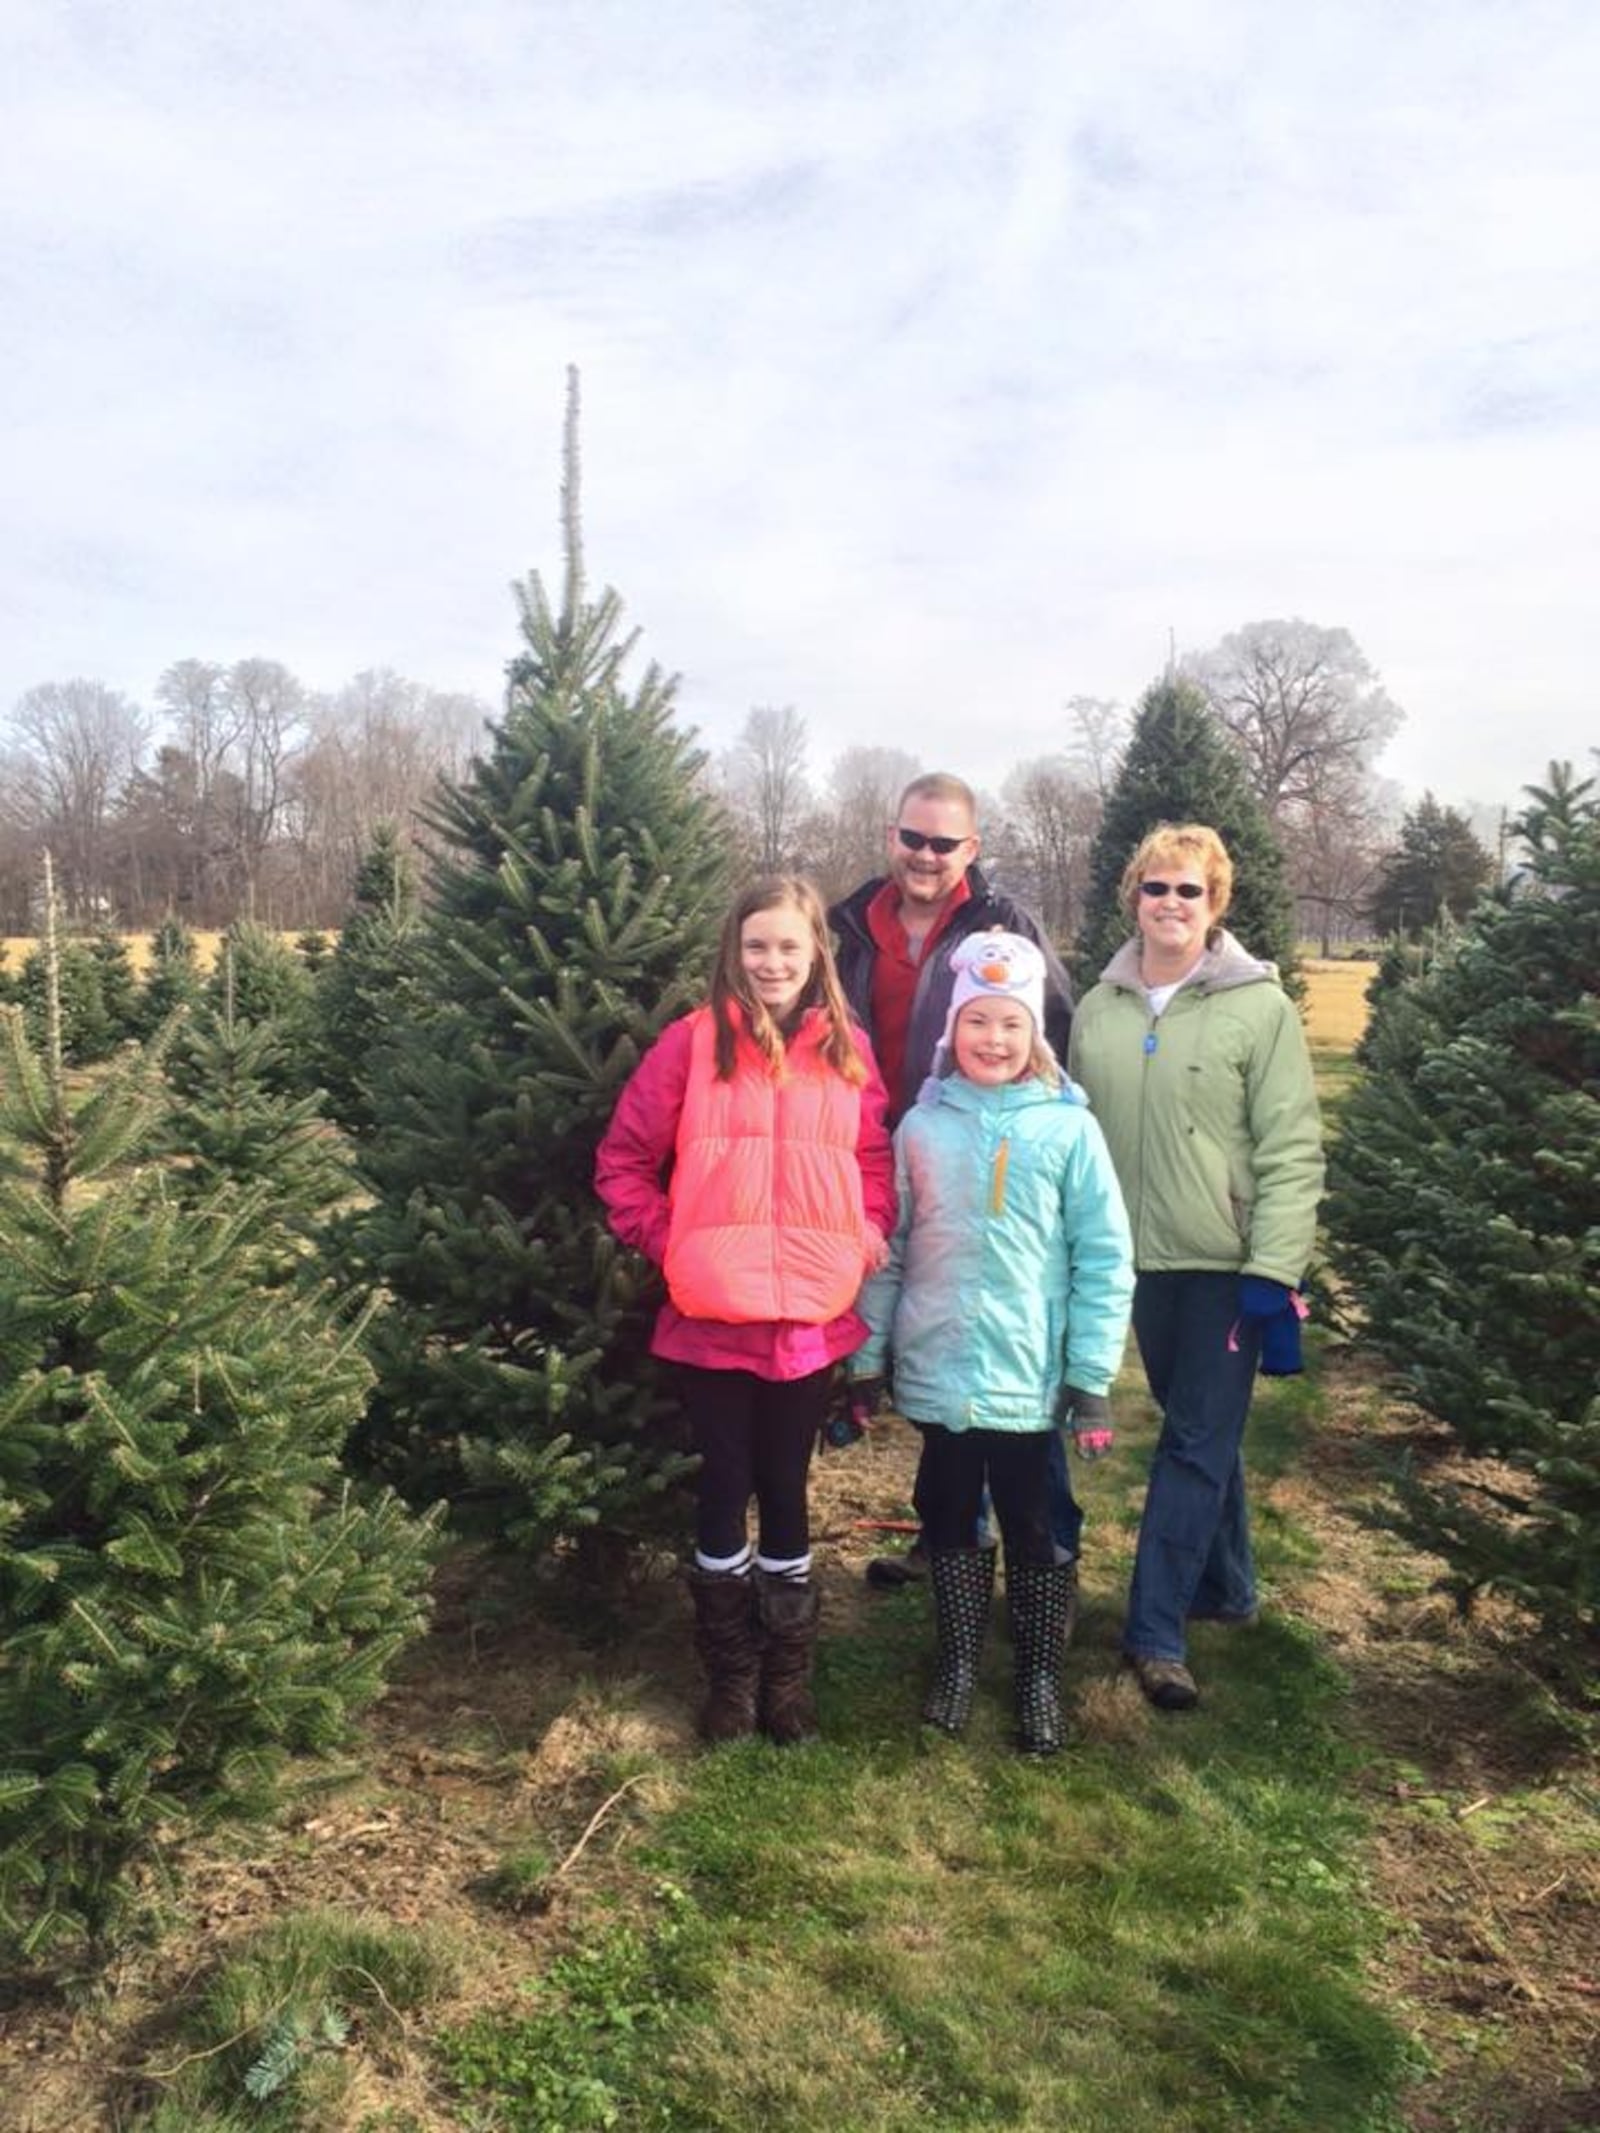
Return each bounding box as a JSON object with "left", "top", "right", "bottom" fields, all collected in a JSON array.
[{"left": 4, "top": 0, "right": 1596, "bottom": 813}]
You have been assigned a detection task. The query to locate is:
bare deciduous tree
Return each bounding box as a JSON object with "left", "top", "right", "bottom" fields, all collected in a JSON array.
[
  {"left": 1063, "top": 696, "right": 1129, "bottom": 803},
  {"left": 720, "top": 705, "right": 810, "bottom": 872},
  {"left": 797, "top": 745, "right": 922, "bottom": 904},
  {"left": 1183, "top": 618, "right": 1402, "bottom": 826},
  {"left": 997, "top": 755, "right": 1099, "bottom": 941},
  {"left": 9, "top": 679, "right": 149, "bottom": 920}
]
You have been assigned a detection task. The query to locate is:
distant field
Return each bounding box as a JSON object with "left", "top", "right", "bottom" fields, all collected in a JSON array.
[
  {"left": 0, "top": 935, "right": 1377, "bottom": 1045},
  {"left": 1301, "top": 957, "right": 1376, "bottom": 1048},
  {"left": 1, "top": 931, "right": 326, "bottom": 976}
]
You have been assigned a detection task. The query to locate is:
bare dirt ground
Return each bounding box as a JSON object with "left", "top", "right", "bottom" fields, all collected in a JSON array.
[{"left": 2, "top": 1355, "right": 1595, "bottom": 2132}]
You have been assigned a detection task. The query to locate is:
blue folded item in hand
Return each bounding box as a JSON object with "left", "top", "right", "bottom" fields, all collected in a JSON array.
[{"left": 1237, "top": 1276, "right": 1307, "bottom": 1377}]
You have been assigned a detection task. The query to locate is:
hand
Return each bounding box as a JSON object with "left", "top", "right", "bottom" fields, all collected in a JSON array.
[
  {"left": 1058, "top": 1386, "right": 1114, "bottom": 1460},
  {"left": 822, "top": 1373, "right": 886, "bottom": 1451},
  {"left": 847, "top": 1374, "right": 888, "bottom": 1431},
  {"left": 1236, "top": 1277, "right": 1308, "bottom": 1377},
  {"left": 861, "top": 1223, "right": 891, "bottom": 1274}
]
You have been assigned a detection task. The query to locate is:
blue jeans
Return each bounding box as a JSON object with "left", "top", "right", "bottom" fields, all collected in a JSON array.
[{"left": 1124, "top": 1272, "right": 1260, "bottom": 1664}]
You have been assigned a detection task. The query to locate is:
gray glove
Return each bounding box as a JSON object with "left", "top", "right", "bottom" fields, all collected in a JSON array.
[{"left": 1056, "top": 1386, "right": 1114, "bottom": 1460}]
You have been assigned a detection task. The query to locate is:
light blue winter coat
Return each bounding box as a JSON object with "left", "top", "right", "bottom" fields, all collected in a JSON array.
[{"left": 851, "top": 1071, "right": 1134, "bottom": 1431}]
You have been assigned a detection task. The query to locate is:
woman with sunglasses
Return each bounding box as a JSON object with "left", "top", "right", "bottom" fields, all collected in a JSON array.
[{"left": 1068, "top": 823, "right": 1323, "bottom": 1712}]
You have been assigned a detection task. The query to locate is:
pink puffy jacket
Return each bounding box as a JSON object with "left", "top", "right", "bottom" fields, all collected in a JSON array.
[{"left": 595, "top": 1005, "right": 895, "bottom": 1381}]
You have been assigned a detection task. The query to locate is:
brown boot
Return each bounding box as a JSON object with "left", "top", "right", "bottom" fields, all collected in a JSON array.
[
  {"left": 755, "top": 1573, "right": 820, "bottom": 1745},
  {"left": 687, "top": 1570, "right": 761, "bottom": 1743}
]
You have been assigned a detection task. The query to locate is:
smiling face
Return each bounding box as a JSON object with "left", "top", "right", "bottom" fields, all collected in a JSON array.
[
  {"left": 886, "top": 791, "right": 978, "bottom": 912},
  {"left": 952, "top": 996, "right": 1035, "bottom": 1086},
  {"left": 1135, "top": 858, "right": 1217, "bottom": 977},
  {"left": 739, "top": 900, "right": 817, "bottom": 1024}
]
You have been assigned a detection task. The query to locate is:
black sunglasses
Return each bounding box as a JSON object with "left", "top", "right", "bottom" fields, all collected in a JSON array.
[
  {"left": 1140, "top": 880, "right": 1207, "bottom": 901},
  {"left": 897, "top": 826, "right": 969, "bottom": 856}
]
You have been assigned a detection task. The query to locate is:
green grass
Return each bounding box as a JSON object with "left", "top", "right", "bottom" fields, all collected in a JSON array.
[
  {"left": 434, "top": 1370, "right": 1420, "bottom": 2133},
  {"left": 127, "top": 1909, "right": 460, "bottom": 2131}
]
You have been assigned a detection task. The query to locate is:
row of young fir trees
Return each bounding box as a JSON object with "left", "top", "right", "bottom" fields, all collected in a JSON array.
[{"left": 4, "top": 390, "right": 1595, "bottom": 1962}]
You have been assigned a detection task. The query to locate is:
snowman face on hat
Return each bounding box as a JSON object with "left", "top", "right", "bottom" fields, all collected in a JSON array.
[{"left": 937, "top": 932, "right": 1049, "bottom": 1084}]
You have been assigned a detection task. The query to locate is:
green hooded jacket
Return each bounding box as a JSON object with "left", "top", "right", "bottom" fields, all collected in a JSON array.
[{"left": 1067, "top": 930, "right": 1323, "bottom": 1286}]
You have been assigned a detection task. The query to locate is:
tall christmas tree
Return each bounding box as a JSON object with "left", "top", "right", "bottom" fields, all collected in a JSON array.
[
  {"left": 0, "top": 879, "right": 435, "bottom": 1958},
  {"left": 347, "top": 369, "right": 730, "bottom": 1556},
  {"left": 1073, "top": 676, "right": 1298, "bottom": 988},
  {"left": 1326, "top": 764, "right": 1599, "bottom": 1648}
]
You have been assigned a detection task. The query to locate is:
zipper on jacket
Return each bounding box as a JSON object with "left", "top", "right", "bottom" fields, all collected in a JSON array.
[
  {"left": 990, "top": 1136, "right": 1010, "bottom": 1216},
  {"left": 1134, "top": 1009, "right": 1155, "bottom": 1266}
]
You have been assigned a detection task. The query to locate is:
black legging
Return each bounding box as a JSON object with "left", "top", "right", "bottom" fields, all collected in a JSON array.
[
  {"left": 680, "top": 1364, "right": 831, "bottom": 1563},
  {"left": 917, "top": 1423, "right": 1054, "bottom": 1566}
]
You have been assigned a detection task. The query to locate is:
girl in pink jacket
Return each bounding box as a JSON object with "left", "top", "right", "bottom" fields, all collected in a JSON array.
[{"left": 595, "top": 875, "right": 894, "bottom": 1746}]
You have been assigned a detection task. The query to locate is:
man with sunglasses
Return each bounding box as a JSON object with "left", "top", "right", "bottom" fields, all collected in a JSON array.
[
  {"left": 831, "top": 773, "right": 1075, "bottom": 1588},
  {"left": 830, "top": 774, "right": 1073, "bottom": 1128}
]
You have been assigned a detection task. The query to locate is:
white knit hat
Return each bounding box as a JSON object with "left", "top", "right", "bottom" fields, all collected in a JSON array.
[{"left": 930, "top": 931, "right": 1049, "bottom": 1076}]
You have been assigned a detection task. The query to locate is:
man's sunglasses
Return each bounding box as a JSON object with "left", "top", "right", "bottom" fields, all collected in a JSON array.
[
  {"left": 896, "top": 827, "right": 969, "bottom": 855},
  {"left": 1140, "top": 880, "right": 1207, "bottom": 900}
]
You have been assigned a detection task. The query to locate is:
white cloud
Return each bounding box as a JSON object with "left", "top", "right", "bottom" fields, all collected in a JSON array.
[{"left": 2, "top": 0, "right": 1595, "bottom": 808}]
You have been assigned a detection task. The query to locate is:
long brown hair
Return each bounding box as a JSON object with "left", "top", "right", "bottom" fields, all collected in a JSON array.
[{"left": 708, "top": 875, "right": 866, "bottom": 1084}]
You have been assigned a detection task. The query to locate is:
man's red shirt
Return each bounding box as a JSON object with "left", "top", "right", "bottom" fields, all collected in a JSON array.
[{"left": 864, "top": 874, "right": 972, "bottom": 1115}]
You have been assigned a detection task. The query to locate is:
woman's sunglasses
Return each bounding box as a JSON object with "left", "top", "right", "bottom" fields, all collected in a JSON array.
[
  {"left": 896, "top": 827, "right": 968, "bottom": 855},
  {"left": 1139, "top": 880, "right": 1207, "bottom": 900}
]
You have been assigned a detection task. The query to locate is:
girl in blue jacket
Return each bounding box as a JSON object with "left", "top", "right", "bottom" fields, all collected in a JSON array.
[{"left": 851, "top": 933, "right": 1134, "bottom": 1754}]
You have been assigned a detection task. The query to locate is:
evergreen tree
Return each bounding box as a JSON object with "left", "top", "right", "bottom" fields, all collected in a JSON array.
[
  {"left": 202, "top": 919, "right": 316, "bottom": 1095},
  {"left": 0, "top": 904, "right": 435, "bottom": 1958},
  {"left": 163, "top": 946, "right": 352, "bottom": 1275},
  {"left": 295, "top": 927, "right": 332, "bottom": 975},
  {"left": 136, "top": 916, "right": 205, "bottom": 1038},
  {"left": 1074, "top": 676, "right": 1298, "bottom": 987},
  {"left": 18, "top": 940, "right": 114, "bottom": 1064},
  {"left": 1354, "top": 926, "right": 1454, "bottom": 1071},
  {"left": 1326, "top": 765, "right": 1599, "bottom": 1649},
  {"left": 86, "top": 931, "right": 141, "bottom": 1045},
  {"left": 1368, "top": 793, "right": 1493, "bottom": 938},
  {"left": 315, "top": 822, "right": 426, "bottom": 1140},
  {"left": 347, "top": 370, "right": 729, "bottom": 1554}
]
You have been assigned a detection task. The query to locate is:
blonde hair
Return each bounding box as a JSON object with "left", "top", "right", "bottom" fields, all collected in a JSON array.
[
  {"left": 1119, "top": 822, "right": 1233, "bottom": 927},
  {"left": 709, "top": 875, "right": 866, "bottom": 1084}
]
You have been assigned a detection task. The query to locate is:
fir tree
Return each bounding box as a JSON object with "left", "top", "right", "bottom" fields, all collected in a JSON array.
[
  {"left": 295, "top": 927, "right": 332, "bottom": 975},
  {"left": 1368, "top": 793, "right": 1493, "bottom": 938},
  {"left": 201, "top": 919, "right": 316, "bottom": 1096},
  {"left": 162, "top": 945, "right": 352, "bottom": 1273},
  {"left": 347, "top": 369, "right": 729, "bottom": 1554},
  {"left": 0, "top": 890, "right": 436, "bottom": 1958},
  {"left": 1074, "top": 676, "right": 1298, "bottom": 987},
  {"left": 1326, "top": 765, "right": 1600, "bottom": 1649},
  {"left": 315, "top": 823, "right": 426, "bottom": 1140},
  {"left": 18, "top": 939, "right": 114, "bottom": 1064},
  {"left": 86, "top": 930, "right": 141, "bottom": 1046},
  {"left": 136, "top": 916, "right": 205, "bottom": 1037}
]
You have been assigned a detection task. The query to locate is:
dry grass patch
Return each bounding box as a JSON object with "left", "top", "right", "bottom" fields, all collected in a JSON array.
[{"left": 1302, "top": 957, "right": 1377, "bottom": 1047}]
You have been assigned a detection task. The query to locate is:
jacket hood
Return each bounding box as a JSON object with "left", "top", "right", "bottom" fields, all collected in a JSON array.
[
  {"left": 1099, "top": 927, "right": 1277, "bottom": 997},
  {"left": 916, "top": 1067, "right": 1089, "bottom": 1115}
]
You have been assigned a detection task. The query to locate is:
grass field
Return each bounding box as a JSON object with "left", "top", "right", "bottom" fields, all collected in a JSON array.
[
  {"left": 1300, "top": 958, "right": 1376, "bottom": 1049},
  {"left": 2, "top": 935, "right": 1376, "bottom": 1039},
  {"left": 0, "top": 930, "right": 327, "bottom": 977}
]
